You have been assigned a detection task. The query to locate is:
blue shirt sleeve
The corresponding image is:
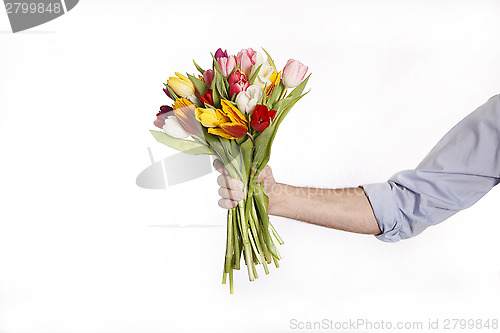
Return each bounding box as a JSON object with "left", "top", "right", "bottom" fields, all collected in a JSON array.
[{"left": 362, "top": 94, "right": 500, "bottom": 242}]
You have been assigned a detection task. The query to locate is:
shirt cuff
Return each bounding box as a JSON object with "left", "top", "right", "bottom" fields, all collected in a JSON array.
[{"left": 361, "top": 182, "right": 403, "bottom": 242}]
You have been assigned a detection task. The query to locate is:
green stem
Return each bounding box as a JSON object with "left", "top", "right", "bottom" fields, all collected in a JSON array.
[
  {"left": 224, "top": 209, "right": 234, "bottom": 274},
  {"left": 238, "top": 200, "right": 255, "bottom": 281},
  {"left": 232, "top": 211, "right": 241, "bottom": 270}
]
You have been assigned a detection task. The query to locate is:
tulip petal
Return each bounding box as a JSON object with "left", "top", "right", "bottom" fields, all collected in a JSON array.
[
  {"left": 163, "top": 116, "right": 190, "bottom": 139},
  {"left": 207, "top": 127, "right": 236, "bottom": 139},
  {"left": 173, "top": 98, "right": 199, "bottom": 134},
  {"left": 220, "top": 99, "right": 247, "bottom": 125},
  {"left": 219, "top": 123, "right": 247, "bottom": 139}
]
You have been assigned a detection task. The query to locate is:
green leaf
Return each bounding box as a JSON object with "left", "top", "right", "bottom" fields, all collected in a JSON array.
[
  {"left": 284, "top": 73, "right": 311, "bottom": 102},
  {"left": 240, "top": 137, "right": 254, "bottom": 177},
  {"left": 150, "top": 130, "right": 214, "bottom": 155},
  {"left": 267, "top": 81, "right": 284, "bottom": 108},
  {"left": 164, "top": 83, "right": 179, "bottom": 100},
  {"left": 229, "top": 63, "right": 240, "bottom": 77},
  {"left": 211, "top": 52, "right": 224, "bottom": 76},
  {"left": 261, "top": 48, "right": 276, "bottom": 69},
  {"left": 274, "top": 90, "right": 310, "bottom": 126},
  {"left": 187, "top": 73, "right": 208, "bottom": 96},
  {"left": 211, "top": 77, "right": 221, "bottom": 107},
  {"left": 213, "top": 70, "right": 228, "bottom": 100},
  {"left": 252, "top": 90, "right": 310, "bottom": 175},
  {"left": 248, "top": 64, "right": 262, "bottom": 85},
  {"left": 259, "top": 83, "right": 267, "bottom": 105},
  {"left": 193, "top": 59, "right": 205, "bottom": 75}
]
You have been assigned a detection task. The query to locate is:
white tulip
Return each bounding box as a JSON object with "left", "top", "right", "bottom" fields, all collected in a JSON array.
[
  {"left": 235, "top": 85, "right": 262, "bottom": 114},
  {"left": 163, "top": 116, "right": 190, "bottom": 138},
  {"left": 249, "top": 52, "right": 269, "bottom": 78},
  {"left": 187, "top": 95, "right": 200, "bottom": 105},
  {"left": 252, "top": 63, "right": 275, "bottom": 89}
]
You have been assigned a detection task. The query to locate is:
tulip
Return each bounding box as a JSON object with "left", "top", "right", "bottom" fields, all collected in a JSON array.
[
  {"left": 228, "top": 70, "right": 249, "bottom": 98},
  {"left": 203, "top": 69, "right": 215, "bottom": 87},
  {"left": 168, "top": 72, "right": 195, "bottom": 98},
  {"left": 236, "top": 48, "right": 257, "bottom": 77},
  {"left": 163, "top": 116, "right": 190, "bottom": 139},
  {"left": 195, "top": 99, "right": 248, "bottom": 139},
  {"left": 235, "top": 85, "right": 262, "bottom": 114},
  {"left": 217, "top": 56, "right": 237, "bottom": 77},
  {"left": 249, "top": 52, "right": 268, "bottom": 78},
  {"left": 266, "top": 70, "right": 281, "bottom": 97},
  {"left": 250, "top": 104, "right": 277, "bottom": 132},
  {"left": 187, "top": 95, "right": 201, "bottom": 105},
  {"left": 154, "top": 105, "right": 173, "bottom": 128},
  {"left": 200, "top": 89, "right": 214, "bottom": 106},
  {"left": 214, "top": 48, "right": 228, "bottom": 60},
  {"left": 228, "top": 70, "right": 246, "bottom": 85},
  {"left": 251, "top": 63, "right": 275, "bottom": 90},
  {"left": 195, "top": 107, "right": 226, "bottom": 128},
  {"left": 172, "top": 98, "right": 199, "bottom": 135},
  {"left": 229, "top": 79, "right": 249, "bottom": 98},
  {"left": 282, "top": 59, "right": 308, "bottom": 89}
]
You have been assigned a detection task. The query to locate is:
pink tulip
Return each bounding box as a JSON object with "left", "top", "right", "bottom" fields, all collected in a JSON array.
[
  {"left": 203, "top": 69, "right": 215, "bottom": 87},
  {"left": 217, "top": 56, "right": 237, "bottom": 77},
  {"left": 229, "top": 80, "right": 249, "bottom": 98},
  {"left": 282, "top": 59, "right": 308, "bottom": 89},
  {"left": 236, "top": 48, "right": 257, "bottom": 77}
]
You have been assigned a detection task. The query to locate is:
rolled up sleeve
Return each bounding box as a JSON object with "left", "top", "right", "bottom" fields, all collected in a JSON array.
[{"left": 363, "top": 94, "right": 500, "bottom": 242}]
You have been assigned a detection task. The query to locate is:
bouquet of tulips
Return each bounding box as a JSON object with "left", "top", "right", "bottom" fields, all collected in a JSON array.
[{"left": 151, "top": 47, "right": 310, "bottom": 293}]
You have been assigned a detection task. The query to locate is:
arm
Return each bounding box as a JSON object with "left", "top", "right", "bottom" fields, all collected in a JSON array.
[
  {"left": 270, "top": 184, "right": 381, "bottom": 235},
  {"left": 217, "top": 94, "right": 500, "bottom": 241},
  {"left": 363, "top": 94, "right": 500, "bottom": 242},
  {"left": 215, "top": 161, "right": 381, "bottom": 235}
]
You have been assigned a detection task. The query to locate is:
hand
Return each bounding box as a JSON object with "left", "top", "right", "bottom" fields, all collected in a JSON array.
[{"left": 214, "top": 159, "right": 277, "bottom": 210}]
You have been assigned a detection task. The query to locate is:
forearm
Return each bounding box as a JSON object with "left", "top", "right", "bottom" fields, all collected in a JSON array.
[{"left": 269, "top": 183, "right": 382, "bottom": 235}]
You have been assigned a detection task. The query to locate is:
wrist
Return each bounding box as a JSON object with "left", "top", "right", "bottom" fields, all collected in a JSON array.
[{"left": 268, "top": 182, "right": 291, "bottom": 216}]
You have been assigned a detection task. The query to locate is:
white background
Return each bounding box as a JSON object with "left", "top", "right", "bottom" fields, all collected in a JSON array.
[{"left": 1, "top": 0, "right": 500, "bottom": 332}]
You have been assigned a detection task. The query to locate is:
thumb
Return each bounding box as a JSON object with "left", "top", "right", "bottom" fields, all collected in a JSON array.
[{"left": 256, "top": 166, "right": 270, "bottom": 183}]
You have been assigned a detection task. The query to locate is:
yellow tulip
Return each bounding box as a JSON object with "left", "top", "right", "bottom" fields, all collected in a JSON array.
[
  {"left": 266, "top": 70, "right": 281, "bottom": 97},
  {"left": 195, "top": 107, "right": 229, "bottom": 128},
  {"left": 168, "top": 72, "right": 195, "bottom": 98},
  {"left": 195, "top": 100, "right": 248, "bottom": 139}
]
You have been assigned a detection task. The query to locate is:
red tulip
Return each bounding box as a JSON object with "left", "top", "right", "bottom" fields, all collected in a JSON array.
[
  {"left": 229, "top": 80, "right": 249, "bottom": 98},
  {"left": 228, "top": 70, "right": 249, "bottom": 98},
  {"left": 250, "top": 105, "right": 277, "bottom": 132},
  {"left": 200, "top": 89, "right": 214, "bottom": 106},
  {"left": 228, "top": 70, "right": 246, "bottom": 85}
]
